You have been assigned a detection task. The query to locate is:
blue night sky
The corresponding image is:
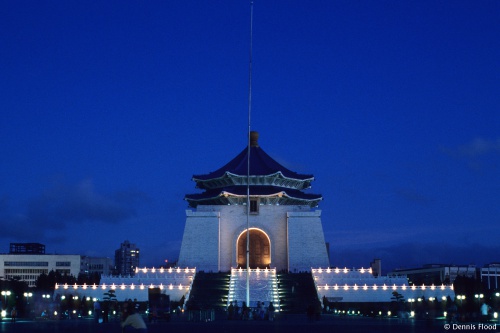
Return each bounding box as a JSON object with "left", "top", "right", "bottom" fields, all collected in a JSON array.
[{"left": 1, "top": 1, "right": 499, "bottom": 273}]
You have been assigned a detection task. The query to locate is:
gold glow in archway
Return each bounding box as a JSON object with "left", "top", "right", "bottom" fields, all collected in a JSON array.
[{"left": 237, "top": 228, "right": 271, "bottom": 269}]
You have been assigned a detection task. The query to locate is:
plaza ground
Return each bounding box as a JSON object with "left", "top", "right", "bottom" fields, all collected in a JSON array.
[{"left": 0, "top": 313, "right": 498, "bottom": 333}]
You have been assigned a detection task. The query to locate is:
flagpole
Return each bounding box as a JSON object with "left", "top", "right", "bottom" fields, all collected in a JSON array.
[{"left": 246, "top": 0, "right": 254, "bottom": 308}]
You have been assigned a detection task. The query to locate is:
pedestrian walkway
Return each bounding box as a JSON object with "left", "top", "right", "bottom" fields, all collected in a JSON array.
[{"left": 1, "top": 314, "right": 492, "bottom": 333}]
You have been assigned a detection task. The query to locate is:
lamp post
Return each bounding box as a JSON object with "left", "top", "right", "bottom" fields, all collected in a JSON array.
[
  {"left": 475, "top": 294, "right": 484, "bottom": 306},
  {"left": 475, "top": 293, "right": 484, "bottom": 313},
  {"left": 1, "top": 291, "right": 11, "bottom": 308},
  {"left": 24, "top": 292, "right": 33, "bottom": 304},
  {"left": 24, "top": 292, "right": 33, "bottom": 312},
  {"left": 24, "top": 292, "right": 33, "bottom": 319},
  {"left": 408, "top": 298, "right": 415, "bottom": 317},
  {"left": 42, "top": 294, "right": 51, "bottom": 317},
  {"left": 494, "top": 292, "right": 500, "bottom": 317}
]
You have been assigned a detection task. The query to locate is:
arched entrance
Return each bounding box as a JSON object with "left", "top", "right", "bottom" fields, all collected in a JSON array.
[{"left": 237, "top": 229, "right": 271, "bottom": 269}]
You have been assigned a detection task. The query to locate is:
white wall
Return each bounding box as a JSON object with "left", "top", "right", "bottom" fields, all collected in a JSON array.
[
  {"left": 288, "top": 211, "right": 330, "bottom": 272},
  {"left": 177, "top": 210, "right": 219, "bottom": 272},
  {"left": 178, "top": 204, "right": 330, "bottom": 273}
]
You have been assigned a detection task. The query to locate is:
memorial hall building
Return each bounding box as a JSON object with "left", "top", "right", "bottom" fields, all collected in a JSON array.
[{"left": 177, "top": 131, "right": 330, "bottom": 273}]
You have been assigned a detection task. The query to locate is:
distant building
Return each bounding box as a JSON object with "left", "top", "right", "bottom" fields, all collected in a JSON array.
[
  {"left": 114, "top": 240, "right": 140, "bottom": 276},
  {"left": 10, "top": 242, "right": 46, "bottom": 254},
  {"left": 0, "top": 243, "right": 114, "bottom": 287},
  {"left": 0, "top": 253, "right": 81, "bottom": 287},
  {"left": 389, "top": 264, "right": 477, "bottom": 285},
  {"left": 80, "top": 256, "right": 113, "bottom": 277},
  {"left": 480, "top": 263, "right": 500, "bottom": 290}
]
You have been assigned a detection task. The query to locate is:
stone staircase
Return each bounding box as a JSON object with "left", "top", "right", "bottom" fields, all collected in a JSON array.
[
  {"left": 186, "top": 272, "right": 230, "bottom": 310},
  {"left": 187, "top": 270, "right": 318, "bottom": 315},
  {"left": 277, "top": 272, "right": 318, "bottom": 313}
]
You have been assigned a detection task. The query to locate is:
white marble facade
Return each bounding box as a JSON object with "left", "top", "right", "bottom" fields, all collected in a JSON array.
[{"left": 177, "top": 204, "right": 330, "bottom": 272}]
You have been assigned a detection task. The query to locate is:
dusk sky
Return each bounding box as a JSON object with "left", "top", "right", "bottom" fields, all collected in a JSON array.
[{"left": 1, "top": 1, "right": 499, "bottom": 273}]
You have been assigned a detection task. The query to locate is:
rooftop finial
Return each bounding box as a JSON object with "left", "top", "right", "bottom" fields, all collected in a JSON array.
[{"left": 250, "top": 131, "right": 259, "bottom": 147}]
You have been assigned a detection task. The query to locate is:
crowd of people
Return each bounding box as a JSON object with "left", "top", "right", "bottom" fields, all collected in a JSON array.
[{"left": 227, "top": 300, "right": 276, "bottom": 321}]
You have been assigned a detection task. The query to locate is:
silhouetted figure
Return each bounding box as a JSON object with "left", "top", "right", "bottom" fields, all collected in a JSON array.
[
  {"left": 227, "top": 301, "right": 234, "bottom": 320},
  {"left": 258, "top": 301, "right": 265, "bottom": 320},
  {"left": 241, "top": 302, "right": 249, "bottom": 320},
  {"left": 93, "top": 301, "right": 101, "bottom": 323},
  {"left": 103, "top": 301, "right": 109, "bottom": 323},
  {"left": 234, "top": 301, "right": 240, "bottom": 320},
  {"left": 11, "top": 307, "right": 17, "bottom": 322},
  {"left": 268, "top": 302, "right": 275, "bottom": 321}
]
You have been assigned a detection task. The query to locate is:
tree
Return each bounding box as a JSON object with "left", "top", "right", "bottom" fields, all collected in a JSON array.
[
  {"left": 36, "top": 270, "right": 77, "bottom": 290},
  {"left": 391, "top": 291, "right": 405, "bottom": 303},
  {"left": 101, "top": 289, "right": 117, "bottom": 323},
  {"left": 390, "top": 291, "right": 406, "bottom": 312},
  {"left": 103, "top": 289, "right": 117, "bottom": 303}
]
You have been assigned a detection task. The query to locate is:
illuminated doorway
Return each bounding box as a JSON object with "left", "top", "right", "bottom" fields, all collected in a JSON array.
[{"left": 237, "top": 229, "right": 271, "bottom": 269}]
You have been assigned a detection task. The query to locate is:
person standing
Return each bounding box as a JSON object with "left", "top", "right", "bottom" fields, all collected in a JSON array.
[
  {"left": 241, "top": 302, "right": 248, "bottom": 320},
  {"left": 480, "top": 302, "right": 491, "bottom": 322},
  {"left": 259, "top": 301, "right": 265, "bottom": 320},
  {"left": 93, "top": 300, "right": 101, "bottom": 323},
  {"left": 10, "top": 307, "right": 17, "bottom": 322},
  {"left": 268, "top": 302, "right": 275, "bottom": 321},
  {"left": 234, "top": 301, "right": 239, "bottom": 320},
  {"left": 227, "top": 301, "right": 234, "bottom": 320}
]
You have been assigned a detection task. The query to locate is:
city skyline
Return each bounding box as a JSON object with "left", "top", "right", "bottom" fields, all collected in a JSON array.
[{"left": 1, "top": 1, "right": 499, "bottom": 272}]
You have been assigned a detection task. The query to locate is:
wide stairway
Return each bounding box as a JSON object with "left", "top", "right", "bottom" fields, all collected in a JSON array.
[
  {"left": 187, "top": 270, "right": 318, "bottom": 314},
  {"left": 187, "top": 271, "right": 230, "bottom": 310},
  {"left": 227, "top": 268, "right": 280, "bottom": 309},
  {"left": 276, "top": 272, "right": 318, "bottom": 313}
]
